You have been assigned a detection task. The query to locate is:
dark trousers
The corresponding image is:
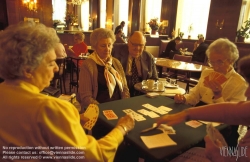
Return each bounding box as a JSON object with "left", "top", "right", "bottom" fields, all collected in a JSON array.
[{"left": 126, "top": 75, "right": 143, "bottom": 97}]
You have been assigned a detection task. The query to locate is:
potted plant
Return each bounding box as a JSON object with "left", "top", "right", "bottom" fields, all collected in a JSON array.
[
  {"left": 179, "top": 32, "right": 184, "bottom": 39},
  {"left": 147, "top": 18, "right": 159, "bottom": 35},
  {"left": 65, "top": 11, "right": 78, "bottom": 30},
  {"left": 187, "top": 24, "right": 193, "bottom": 39},
  {"left": 236, "top": 18, "right": 250, "bottom": 42}
]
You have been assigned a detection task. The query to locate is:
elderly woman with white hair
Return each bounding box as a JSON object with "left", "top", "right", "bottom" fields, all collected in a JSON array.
[
  {"left": 175, "top": 38, "right": 247, "bottom": 106},
  {"left": 78, "top": 28, "right": 130, "bottom": 108},
  {"left": 0, "top": 22, "right": 134, "bottom": 162}
]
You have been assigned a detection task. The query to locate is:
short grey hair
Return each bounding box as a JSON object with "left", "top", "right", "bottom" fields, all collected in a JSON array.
[
  {"left": 90, "top": 28, "right": 115, "bottom": 50},
  {"left": 0, "top": 21, "right": 60, "bottom": 80},
  {"left": 206, "top": 38, "right": 239, "bottom": 64},
  {"left": 74, "top": 32, "right": 85, "bottom": 41}
]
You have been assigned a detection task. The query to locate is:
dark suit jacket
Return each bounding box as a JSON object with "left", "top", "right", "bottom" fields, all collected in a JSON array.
[
  {"left": 112, "top": 44, "right": 158, "bottom": 81},
  {"left": 192, "top": 42, "right": 209, "bottom": 63},
  {"left": 160, "top": 40, "right": 180, "bottom": 58}
]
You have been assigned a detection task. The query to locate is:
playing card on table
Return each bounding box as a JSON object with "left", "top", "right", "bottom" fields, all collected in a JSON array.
[
  {"left": 185, "top": 120, "right": 203, "bottom": 128},
  {"left": 103, "top": 110, "right": 118, "bottom": 120},
  {"left": 123, "top": 109, "right": 146, "bottom": 121},
  {"left": 83, "top": 104, "right": 99, "bottom": 130},
  {"left": 137, "top": 109, "right": 150, "bottom": 116},
  {"left": 158, "top": 106, "right": 172, "bottom": 112}
]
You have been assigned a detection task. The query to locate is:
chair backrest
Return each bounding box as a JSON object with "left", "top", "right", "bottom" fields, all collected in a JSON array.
[
  {"left": 173, "top": 54, "right": 192, "bottom": 63},
  {"left": 54, "top": 57, "right": 66, "bottom": 78}
]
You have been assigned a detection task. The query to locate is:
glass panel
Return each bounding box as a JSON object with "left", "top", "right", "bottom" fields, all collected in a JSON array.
[
  {"left": 176, "top": 0, "right": 211, "bottom": 39},
  {"left": 80, "top": 1, "right": 89, "bottom": 31},
  {"left": 145, "top": 0, "right": 162, "bottom": 34},
  {"left": 240, "top": 0, "right": 250, "bottom": 43},
  {"left": 113, "top": 0, "right": 129, "bottom": 37},
  {"left": 52, "top": 0, "right": 67, "bottom": 23},
  {"left": 100, "top": 0, "right": 106, "bottom": 28}
]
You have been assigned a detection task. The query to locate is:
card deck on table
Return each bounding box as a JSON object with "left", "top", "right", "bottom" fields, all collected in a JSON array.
[
  {"left": 185, "top": 120, "right": 203, "bottom": 128},
  {"left": 103, "top": 110, "right": 118, "bottom": 120}
]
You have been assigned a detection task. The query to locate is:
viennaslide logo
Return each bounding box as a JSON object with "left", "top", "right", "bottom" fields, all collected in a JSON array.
[{"left": 220, "top": 144, "right": 248, "bottom": 161}]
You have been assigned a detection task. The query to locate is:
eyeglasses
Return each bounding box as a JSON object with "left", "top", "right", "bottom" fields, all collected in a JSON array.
[
  {"left": 129, "top": 40, "right": 145, "bottom": 48},
  {"left": 207, "top": 59, "right": 229, "bottom": 67}
]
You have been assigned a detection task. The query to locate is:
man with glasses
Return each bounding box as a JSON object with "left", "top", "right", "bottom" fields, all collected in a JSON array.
[{"left": 112, "top": 31, "right": 158, "bottom": 96}]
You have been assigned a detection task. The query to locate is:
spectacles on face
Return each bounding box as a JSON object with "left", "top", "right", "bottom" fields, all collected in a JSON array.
[
  {"left": 207, "top": 59, "right": 229, "bottom": 67},
  {"left": 129, "top": 40, "right": 145, "bottom": 48}
]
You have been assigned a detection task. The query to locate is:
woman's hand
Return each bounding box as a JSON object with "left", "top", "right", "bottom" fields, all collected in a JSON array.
[
  {"left": 79, "top": 114, "right": 89, "bottom": 126},
  {"left": 203, "top": 79, "right": 222, "bottom": 99},
  {"left": 174, "top": 94, "right": 186, "bottom": 104},
  {"left": 156, "top": 110, "right": 188, "bottom": 126},
  {"left": 204, "top": 135, "right": 225, "bottom": 161},
  {"left": 116, "top": 114, "right": 135, "bottom": 135}
]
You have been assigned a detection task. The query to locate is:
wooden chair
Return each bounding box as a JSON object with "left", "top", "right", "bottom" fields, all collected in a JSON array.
[{"left": 52, "top": 57, "right": 66, "bottom": 94}]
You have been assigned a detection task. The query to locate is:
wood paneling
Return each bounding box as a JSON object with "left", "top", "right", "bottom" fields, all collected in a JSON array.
[
  {"left": 6, "top": 0, "right": 53, "bottom": 27},
  {"left": 206, "top": 0, "right": 242, "bottom": 41},
  {"left": 129, "top": 0, "right": 141, "bottom": 33},
  {"left": 160, "top": 0, "right": 178, "bottom": 38},
  {"left": 0, "top": 0, "right": 8, "bottom": 29}
]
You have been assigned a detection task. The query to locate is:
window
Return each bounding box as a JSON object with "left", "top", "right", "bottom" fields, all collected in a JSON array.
[
  {"left": 239, "top": 0, "right": 250, "bottom": 43},
  {"left": 145, "top": 0, "right": 162, "bottom": 33},
  {"left": 176, "top": 0, "right": 211, "bottom": 39},
  {"left": 52, "top": 0, "right": 67, "bottom": 23},
  {"left": 100, "top": 0, "right": 106, "bottom": 28},
  {"left": 113, "top": 0, "right": 129, "bottom": 37},
  {"left": 80, "top": 1, "right": 89, "bottom": 31}
]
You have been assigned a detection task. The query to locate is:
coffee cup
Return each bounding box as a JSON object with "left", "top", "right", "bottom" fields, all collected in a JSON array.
[
  {"left": 147, "top": 79, "right": 155, "bottom": 90},
  {"left": 170, "top": 78, "right": 177, "bottom": 86},
  {"left": 157, "top": 81, "right": 165, "bottom": 91}
]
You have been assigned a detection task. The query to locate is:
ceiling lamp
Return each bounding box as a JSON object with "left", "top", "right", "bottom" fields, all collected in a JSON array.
[
  {"left": 67, "top": 0, "right": 88, "bottom": 5},
  {"left": 23, "top": 0, "right": 37, "bottom": 12}
]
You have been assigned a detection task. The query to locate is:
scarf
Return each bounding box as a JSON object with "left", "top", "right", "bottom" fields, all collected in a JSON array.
[{"left": 89, "top": 51, "right": 123, "bottom": 98}]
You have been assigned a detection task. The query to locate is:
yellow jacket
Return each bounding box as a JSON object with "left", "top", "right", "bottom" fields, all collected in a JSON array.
[{"left": 0, "top": 80, "right": 123, "bottom": 162}]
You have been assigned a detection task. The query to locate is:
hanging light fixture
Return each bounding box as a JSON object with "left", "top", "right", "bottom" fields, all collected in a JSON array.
[
  {"left": 67, "top": 0, "right": 88, "bottom": 5},
  {"left": 23, "top": 0, "right": 37, "bottom": 12}
]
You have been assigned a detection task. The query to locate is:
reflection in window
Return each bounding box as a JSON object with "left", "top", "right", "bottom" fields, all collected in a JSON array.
[
  {"left": 113, "top": 0, "right": 129, "bottom": 37},
  {"left": 176, "top": 0, "right": 211, "bottom": 39},
  {"left": 100, "top": 0, "right": 106, "bottom": 28},
  {"left": 145, "top": 0, "right": 162, "bottom": 33},
  {"left": 239, "top": 0, "right": 250, "bottom": 43},
  {"left": 80, "top": 1, "right": 89, "bottom": 31},
  {"left": 52, "top": 0, "right": 67, "bottom": 23}
]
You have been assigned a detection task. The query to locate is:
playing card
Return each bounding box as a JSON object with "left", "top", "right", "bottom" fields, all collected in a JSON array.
[
  {"left": 185, "top": 120, "right": 203, "bottom": 128},
  {"left": 103, "top": 110, "right": 118, "bottom": 120},
  {"left": 142, "top": 104, "right": 168, "bottom": 115},
  {"left": 204, "top": 72, "right": 227, "bottom": 87},
  {"left": 158, "top": 106, "right": 172, "bottom": 112},
  {"left": 83, "top": 104, "right": 99, "bottom": 130},
  {"left": 215, "top": 74, "right": 227, "bottom": 84},
  {"left": 137, "top": 109, "right": 150, "bottom": 116},
  {"left": 148, "top": 111, "right": 160, "bottom": 118}
]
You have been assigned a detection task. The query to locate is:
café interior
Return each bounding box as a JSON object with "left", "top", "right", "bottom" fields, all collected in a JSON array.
[{"left": 1, "top": 0, "right": 250, "bottom": 161}]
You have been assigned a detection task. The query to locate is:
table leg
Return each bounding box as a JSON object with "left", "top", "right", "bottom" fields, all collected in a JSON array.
[{"left": 157, "top": 66, "right": 162, "bottom": 78}]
